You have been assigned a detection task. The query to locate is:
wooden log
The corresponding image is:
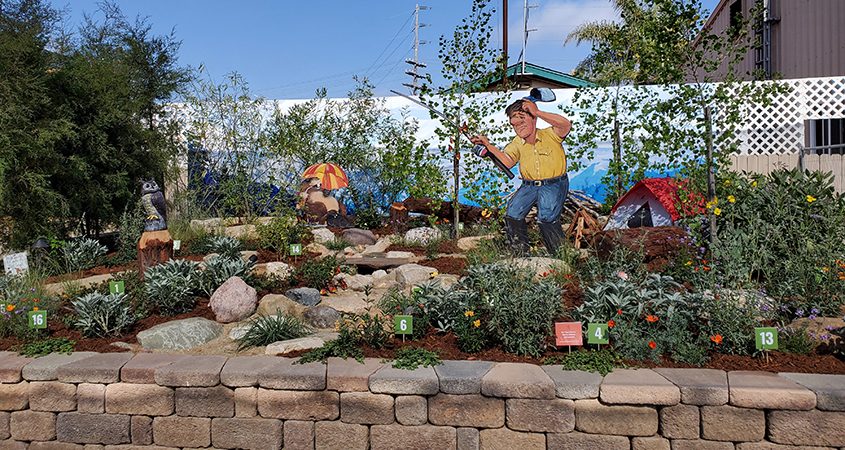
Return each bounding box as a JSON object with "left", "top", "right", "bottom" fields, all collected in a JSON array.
[{"left": 138, "top": 230, "right": 173, "bottom": 277}]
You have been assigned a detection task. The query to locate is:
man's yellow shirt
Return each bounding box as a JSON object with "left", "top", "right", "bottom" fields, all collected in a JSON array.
[{"left": 503, "top": 127, "right": 566, "bottom": 181}]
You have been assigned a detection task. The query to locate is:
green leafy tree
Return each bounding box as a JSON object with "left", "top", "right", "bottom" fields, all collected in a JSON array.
[{"left": 420, "top": 0, "right": 511, "bottom": 235}]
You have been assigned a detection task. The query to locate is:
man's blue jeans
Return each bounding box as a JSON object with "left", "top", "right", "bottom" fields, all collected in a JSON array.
[{"left": 505, "top": 174, "right": 570, "bottom": 222}]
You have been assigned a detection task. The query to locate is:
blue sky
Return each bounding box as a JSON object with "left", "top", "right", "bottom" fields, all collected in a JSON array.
[{"left": 49, "top": 0, "right": 720, "bottom": 99}]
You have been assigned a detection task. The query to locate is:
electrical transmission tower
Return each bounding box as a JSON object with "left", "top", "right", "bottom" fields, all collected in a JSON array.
[
  {"left": 403, "top": 4, "right": 428, "bottom": 95},
  {"left": 520, "top": 0, "right": 538, "bottom": 75}
]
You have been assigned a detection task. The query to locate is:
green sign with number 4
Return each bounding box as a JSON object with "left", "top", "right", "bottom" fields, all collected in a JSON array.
[
  {"left": 29, "top": 310, "right": 47, "bottom": 329},
  {"left": 587, "top": 323, "right": 609, "bottom": 344},
  {"left": 394, "top": 315, "right": 413, "bottom": 335},
  {"left": 755, "top": 327, "right": 778, "bottom": 350}
]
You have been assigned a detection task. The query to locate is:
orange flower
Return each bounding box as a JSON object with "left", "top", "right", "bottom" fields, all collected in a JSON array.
[
  {"left": 645, "top": 315, "right": 659, "bottom": 323},
  {"left": 607, "top": 320, "right": 616, "bottom": 328},
  {"left": 32, "top": 306, "right": 39, "bottom": 311},
  {"left": 710, "top": 334, "right": 723, "bottom": 345},
  {"left": 5, "top": 304, "right": 14, "bottom": 312},
  {"left": 648, "top": 341, "right": 657, "bottom": 349}
]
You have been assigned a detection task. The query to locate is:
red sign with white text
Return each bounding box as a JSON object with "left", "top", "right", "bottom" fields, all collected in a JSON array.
[{"left": 555, "top": 322, "right": 583, "bottom": 347}]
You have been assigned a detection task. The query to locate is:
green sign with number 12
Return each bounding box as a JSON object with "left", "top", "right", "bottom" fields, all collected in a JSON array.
[
  {"left": 29, "top": 310, "right": 47, "bottom": 329},
  {"left": 587, "top": 323, "right": 609, "bottom": 344}
]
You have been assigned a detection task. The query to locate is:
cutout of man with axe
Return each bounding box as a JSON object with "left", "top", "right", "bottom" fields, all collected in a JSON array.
[{"left": 470, "top": 90, "right": 572, "bottom": 255}]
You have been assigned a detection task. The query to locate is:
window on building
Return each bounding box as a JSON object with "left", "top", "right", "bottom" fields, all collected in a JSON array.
[
  {"left": 806, "top": 118, "right": 845, "bottom": 155},
  {"left": 729, "top": 0, "right": 744, "bottom": 37}
]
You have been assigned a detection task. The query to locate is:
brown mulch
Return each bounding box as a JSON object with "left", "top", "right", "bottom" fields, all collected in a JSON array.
[
  {"left": 418, "top": 257, "right": 467, "bottom": 276},
  {"left": 42, "top": 260, "right": 138, "bottom": 284}
]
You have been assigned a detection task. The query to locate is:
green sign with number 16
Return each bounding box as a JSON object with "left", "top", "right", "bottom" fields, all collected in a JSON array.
[
  {"left": 587, "top": 323, "right": 609, "bottom": 344},
  {"left": 29, "top": 310, "right": 47, "bottom": 329}
]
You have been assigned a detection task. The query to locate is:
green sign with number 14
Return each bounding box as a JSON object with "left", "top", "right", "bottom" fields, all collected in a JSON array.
[
  {"left": 587, "top": 323, "right": 609, "bottom": 344},
  {"left": 29, "top": 310, "right": 47, "bottom": 329}
]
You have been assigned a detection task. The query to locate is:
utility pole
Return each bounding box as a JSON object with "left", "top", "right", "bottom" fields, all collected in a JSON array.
[
  {"left": 403, "top": 4, "right": 429, "bottom": 95},
  {"left": 521, "top": 0, "right": 537, "bottom": 75}
]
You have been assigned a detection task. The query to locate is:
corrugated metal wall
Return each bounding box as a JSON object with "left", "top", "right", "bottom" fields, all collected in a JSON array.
[{"left": 696, "top": 0, "right": 845, "bottom": 80}]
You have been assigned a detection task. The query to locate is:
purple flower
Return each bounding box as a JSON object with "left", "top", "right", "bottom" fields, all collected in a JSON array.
[
  {"left": 810, "top": 308, "right": 820, "bottom": 315},
  {"left": 761, "top": 304, "right": 770, "bottom": 312},
  {"left": 795, "top": 309, "right": 805, "bottom": 317}
]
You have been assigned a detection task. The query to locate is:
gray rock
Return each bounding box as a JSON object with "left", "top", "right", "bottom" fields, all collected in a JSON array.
[
  {"left": 343, "top": 228, "right": 377, "bottom": 245},
  {"left": 404, "top": 227, "right": 442, "bottom": 245},
  {"left": 209, "top": 276, "right": 258, "bottom": 323},
  {"left": 435, "top": 360, "right": 494, "bottom": 394},
  {"left": 305, "top": 242, "right": 332, "bottom": 257},
  {"left": 137, "top": 317, "right": 223, "bottom": 350},
  {"left": 304, "top": 305, "right": 341, "bottom": 329},
  {"left": 285, "top": 287, "right": 322, "bottom": 307},
  {"left": 224, "top": 224, "right": 257, "bottom": 240},
  {"left": 362, "top": 238, "right": 392, "bottom": 255},
  {"left": 457, "top": 235, "right": 495, "bottom": 251},
  {"left": 385, "top": 251, "right": 416, "bottom": 259},
  {"left": 344, "top": 274, "right": 374, "bottom": 291},
  {"left": 239, "top": 250, "right": 258, "bottom": 262},
  {"left": 311, "top": 227, "right": 337, "bottom": 244},
  {"left": 394, "top": 264, "right": 437, "bottom": 288}
]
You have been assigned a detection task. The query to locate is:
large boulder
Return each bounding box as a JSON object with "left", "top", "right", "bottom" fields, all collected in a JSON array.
[
  {"left": 361, "top": 237, "right": 393, "bottom": 255},
  {"left": 303, "top": 305, "right": 341, "bottom": 329},
  {"left": 137, "top": 318, "right": 223, "bottom": 350},
  {"left": 457, "top": 234, "right": 495, "bottom": 251},
  {"left": 305, "top": 242, "right": 332, "bottom": 258},
  {"left": 257, "top": 294, "right": 307, "bottom": 317},
  {"left": 394, "top": 263, "right": 438, "bottom": 288},
  {"left": 335, "top": 273, "right": 374, "bottom": 291},
  {"left": 285, "top": 287, "right": 322, "bottom": 307},
  {"left": 311, "top": 227, "right": 336, "bottom": 244},
  {"left": 510, "top": 257, "right": 569, "bottom": 279},
  {"left": 404, "top": 227, "right": 443, "bottom": 245},
  {"left": 224, "top": 224, "right": 257, "bottom": 240},
  {"left": 343, "top": 228, "right": 377, "bottom": 246},
  {"left": 209, "top": 276, "right": 258, "bottom": 323},
  {"left": 787, "top": 317, "right": 845, "bottom": 344}
]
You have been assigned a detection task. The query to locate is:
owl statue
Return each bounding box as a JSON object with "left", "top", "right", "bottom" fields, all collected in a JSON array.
[{"left": 140, "top": 179, "right": 167, "bottom": 231}]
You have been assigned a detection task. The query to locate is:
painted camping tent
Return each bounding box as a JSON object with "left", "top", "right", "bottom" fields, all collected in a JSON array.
[{"left": 604, "top": 178, "right": 704, "bottom": 230}]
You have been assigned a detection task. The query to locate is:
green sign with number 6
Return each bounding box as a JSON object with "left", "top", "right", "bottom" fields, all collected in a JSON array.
[
  {"left": 755, "top": 327, "right": 778, "bottom": 350},
  {"left": 29, "top": 310, "right": 47, "bottom": 329},
  {"left": 587, "top": 323, "right": 609, "bottom": 344},
  {"left": 394, "top": 315, "right": 413, "bottom": 335}
]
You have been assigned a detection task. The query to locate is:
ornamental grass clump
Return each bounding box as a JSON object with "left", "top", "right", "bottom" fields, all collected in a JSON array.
[{"left": 236, "top": 311, "right": 312, "bottom": 351}]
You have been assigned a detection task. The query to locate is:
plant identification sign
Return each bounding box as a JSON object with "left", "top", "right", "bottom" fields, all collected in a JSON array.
[
  {"left": 555, "top": 322, "right": 583, "bottom": 346},
  {"left": 3, "top": 252, "right": 28, "bottom": 276}
]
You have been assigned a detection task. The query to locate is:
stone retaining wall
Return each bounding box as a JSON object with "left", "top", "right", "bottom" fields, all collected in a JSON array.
[{"left": 0, "top": 351, "right": 842, "bottom": 449}]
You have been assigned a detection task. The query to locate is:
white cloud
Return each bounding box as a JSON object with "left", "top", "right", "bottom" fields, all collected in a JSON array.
[{"left": 510, "top": 0, "right": 620, "bottom": 47}]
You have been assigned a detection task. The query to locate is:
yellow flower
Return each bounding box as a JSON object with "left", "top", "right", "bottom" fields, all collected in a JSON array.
[
  {"left": 723, "top": 179, "right": 732, "bottom": 186},
  {"left": 806, "top": 195, "right": 817, "bottom": 203},
  {"left": 713, "top": 207, "right": 722, "bottom": 216},
  {"left": 705, "top": 198, "right": 719, "bottom": 209},
  {"left": 32, "top": 306, "right": 39, "bottom": 311},
  {"left": 473, "top": 319, "right": 481, "bottom": 328},
  {"left": 685, "top": 260, "right": 693, "bottom": 266},
  {"left": 727, "top": 195, "right": 736, "bottom": 203},
  {"left": 429, "top": 271, "right": 439, "bottom": 279},
  {"left": 821, "top": 267, "right": 830, "bottom": 273},
  {"left": 751, "top": 180, "right": 758, "bottom": 188},
  {"left": 464, "top": 310, "right": 475, "bottom": 317}
]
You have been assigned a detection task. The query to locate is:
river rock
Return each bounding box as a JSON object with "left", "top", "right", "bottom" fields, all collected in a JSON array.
[
  {"left": 303, "top": 305, "right": 341, "bottom": 329},
  {"left": 394, "top": 263, "right": 438, "bottom": 288},
  {"left": 209, "top": 276, "right": 258, "bottom": 323},
  {"left": 343, "top": 228, "right": 377, "bottom": 245},
  {"left": 404, "top": 227, "right": 443, "bottom": 245},
  {"left": 311, "top": 227, "right": 336, "bottom": 244},
  {"left": 285, "top": 287, "right": 322, "bottom": 307},
  {"left": 137, "top": 317, "right": 223, "bottom": 350}
]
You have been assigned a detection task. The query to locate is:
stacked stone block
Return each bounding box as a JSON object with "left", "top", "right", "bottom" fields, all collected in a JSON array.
[{"left": 0, "top": 350, "right": 841, "bottom": 449}]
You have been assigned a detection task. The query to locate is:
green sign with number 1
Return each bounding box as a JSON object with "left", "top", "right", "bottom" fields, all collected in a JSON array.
[
  {"left": 29, "top": 310, "right": 47, "bottom": 329},
  {"left": 587, "top": 323, "right": 609, "bottom": 344},
  {"left": 109, "top": 280, "right": 125, "bottom": 294}
]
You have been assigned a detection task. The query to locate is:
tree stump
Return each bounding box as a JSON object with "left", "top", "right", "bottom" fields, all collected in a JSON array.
[{"left": 138, "top": 230, "right": 173, "bottom": 277}]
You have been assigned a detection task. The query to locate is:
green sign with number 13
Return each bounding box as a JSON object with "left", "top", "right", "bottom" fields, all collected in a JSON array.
[{"left": 755, "top": 327, "right": 778, "bottom": 350}]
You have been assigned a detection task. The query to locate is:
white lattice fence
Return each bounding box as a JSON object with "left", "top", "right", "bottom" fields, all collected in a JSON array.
[{"left": 737, "top": 76, "right": 845, "bottom": 156}]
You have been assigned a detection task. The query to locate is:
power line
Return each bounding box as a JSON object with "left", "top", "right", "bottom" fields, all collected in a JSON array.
[{"left": 364, "top": 11, "right": 415, "bottom": 80}]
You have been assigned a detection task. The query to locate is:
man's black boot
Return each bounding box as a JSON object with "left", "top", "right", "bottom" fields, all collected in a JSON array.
[
  {"left": 505, "top": 217, "right": 531, "bottom": 256},
  {"left": 538, "top": 220, "right": 565, "bottom": 255}
]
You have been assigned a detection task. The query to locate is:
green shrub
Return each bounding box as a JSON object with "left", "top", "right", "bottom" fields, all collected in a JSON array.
[
  {"left": 294, "top": 256, "right": 340, "bottom": 290},
  {"left": 419, "top": 285, "right": 478, "bottom": 333},
  {"left": 62, "top": 238, "right": 108, "bottom": 273},
  {"left": 113, "top": 201, "right": 145, "bottom": 265},
  {"left": 390, "top": 347, "right": 441, "bottom": 370},
  {"left": 452, "top": 308, "right": 487, "bottom": 353},
  {"left": 378, "top": 282, "right": 443, "bottom": 339},
  {"left": 71, "top": 292, "right": 135, "bottom": 337},
  {"left": 699, "top": 290, "right": 765, "bottom": 356},
  {"left": 324, "top": 238, "right": 352, "bottom": 251},
  {"left": 16, "top": 337, "right": 75, "bottom": 357},
  {"left": 236, "top": 312, "right": 312, "bottom": 351},
  {"left": 145, "top": 260, "right": 201, "bottom": 315},
  {"left": 195, "top": 235, "right": 242, "bottom": 259},
  {"left": 201, "top": 255, "right": 255, "bottom": 296},
  {"left": 544, "top": 349, "right": 623, "bottom": 376},
  {"left": 297, "top": 330, "right": 364, "bottom": 364},
  {"left": 255, "top": 210, "right": 310, "bottom": 254}
]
